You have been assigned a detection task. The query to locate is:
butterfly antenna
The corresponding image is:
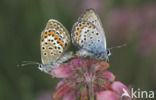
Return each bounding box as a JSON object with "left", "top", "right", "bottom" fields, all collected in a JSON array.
[
  {"left": 109, "top": 44, "right": 127, "bottom": 50},
  {"left": 17, "top": 61, "right": 40, "bottom": 67}
]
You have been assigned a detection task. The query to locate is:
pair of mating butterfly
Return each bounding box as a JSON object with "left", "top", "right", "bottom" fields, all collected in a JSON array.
[{"left": 39, "top": 9, "right": 112, "bottom": 73}]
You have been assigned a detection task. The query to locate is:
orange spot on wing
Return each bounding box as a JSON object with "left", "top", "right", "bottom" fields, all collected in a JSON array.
[
  {"left": 76, "top": 23, "right": 90, "bottom": 44},
  {"left": 42, "top": 31, "right": 65, "bottom": 48}
]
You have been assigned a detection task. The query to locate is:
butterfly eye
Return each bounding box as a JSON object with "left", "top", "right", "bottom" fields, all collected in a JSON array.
[
  {"left": 38, "top": 64, "right": 42, "bottom": 69},
  {"left": 106, "top": 49, "right": 111, "bottom": 56}
]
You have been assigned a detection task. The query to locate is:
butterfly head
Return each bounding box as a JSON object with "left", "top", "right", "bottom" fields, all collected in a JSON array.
[
  {"left": 38, "top": 64, "right": 50, "bottom": 73},
  {"left": 38, "top": 62, "right": 59, "bottom": 73},
  {"left": 92, "top": 49, "right": 111, "bottom": 61}
]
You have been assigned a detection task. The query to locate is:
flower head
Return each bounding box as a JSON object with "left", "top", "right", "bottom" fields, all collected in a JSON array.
[{"left": 51, "top": 58, "right": 130, "bottom": 100}]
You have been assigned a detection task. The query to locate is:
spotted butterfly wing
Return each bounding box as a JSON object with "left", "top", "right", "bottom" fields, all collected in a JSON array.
[
  {"left": 72, "top": 9, "right": 110, "bottom": 60},
  {"left": 78, "top": 8, "right": 107, "bottom": 49},
  {"left": 40, "top": 19, "right": 70, "bottom": 72}
]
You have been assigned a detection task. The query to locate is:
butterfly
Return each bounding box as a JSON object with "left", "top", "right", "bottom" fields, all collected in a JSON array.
[
  {"left": 39, "top": 19, "right": 73, "bottom": 73},
  {"left": 71, "top": 8, "right": 111, "bottom": 61}
]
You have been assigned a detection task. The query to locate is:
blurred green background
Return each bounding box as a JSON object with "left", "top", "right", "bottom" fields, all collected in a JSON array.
[{"left": 0, "top": 0, "right": 156, "bottom": 100}]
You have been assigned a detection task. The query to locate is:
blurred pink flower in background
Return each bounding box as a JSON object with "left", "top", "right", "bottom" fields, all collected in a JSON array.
[
  {"left": 137, "top": 4, "right": 156, "bottom": 56},
  {"left": 51, "top": 58, "right": 131, "bottom": 100},
  {"left": 107, "top": 8, "right": 135, "bottom": 41},
  {"left": 106, "top": 4, "right": 156, "bottom": 55},
  {"left": 139, "top": 29, "right": 156, "bottom": 56}
]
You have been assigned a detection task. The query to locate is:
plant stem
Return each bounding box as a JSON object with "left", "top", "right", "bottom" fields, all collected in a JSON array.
[{"left": 88, "top": 82, "right": 94, "bottom": 100}]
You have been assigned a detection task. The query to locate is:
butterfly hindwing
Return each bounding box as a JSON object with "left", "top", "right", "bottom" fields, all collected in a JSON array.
[
  {"left": 78, "top": 8, "right": 107, "bottom": 49},
  {"left": 71, "top": 9, "right": 110, "bottom": 60},
  {"left": 41, "top": 19, "right": 70, "bottom": 65},
  {"left": 72, "top": 21, "right": 105, "bottom": 54}
]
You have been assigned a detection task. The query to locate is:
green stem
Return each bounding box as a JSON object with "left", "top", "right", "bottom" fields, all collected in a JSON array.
[{"left": 88, "top": 82, "right": 94, "bottom": 100}]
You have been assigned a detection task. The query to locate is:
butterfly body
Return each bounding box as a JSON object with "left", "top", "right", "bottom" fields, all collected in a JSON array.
[{"left": 72, "top": 9, "right": 111, "bottom": 61}]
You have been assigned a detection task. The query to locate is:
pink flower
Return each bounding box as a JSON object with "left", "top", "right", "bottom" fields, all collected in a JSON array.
[
  {"left": 51, "top": 65, "right": 73, "bottom": 78},
  {"left": 96, "top": 81, "right": 131, "bottom": 100},
  {"left": 51, "top": 58, "right": 130, "bottom": 100},
  {"left": 96, "top": 91, "right": 118, "bottom": 100},
  {"left": 112, "top": 81, "right": 130, "bottom": 95}
]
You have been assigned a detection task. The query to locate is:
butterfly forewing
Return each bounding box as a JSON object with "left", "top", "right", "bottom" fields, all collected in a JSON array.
[{"left": 41, "top": 19, "right": 70, "bottom": 65}]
